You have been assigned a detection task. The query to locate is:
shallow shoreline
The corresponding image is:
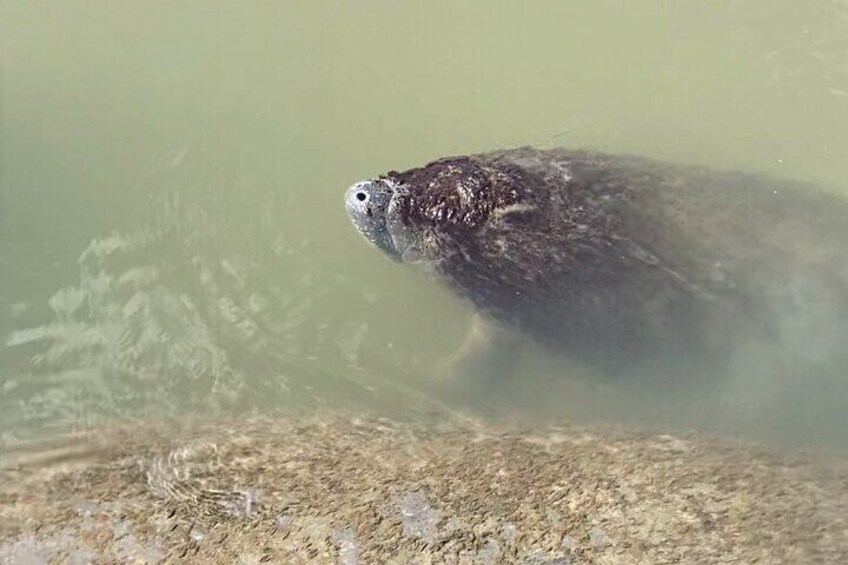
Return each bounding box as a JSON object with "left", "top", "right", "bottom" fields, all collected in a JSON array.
[{"left": 1, "top": 413, "right": 846, "bottom": 564}]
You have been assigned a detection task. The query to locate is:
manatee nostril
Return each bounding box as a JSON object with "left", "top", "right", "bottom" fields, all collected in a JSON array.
[{"left": 356, "top": 192, "right": 367, "bottom": 202}]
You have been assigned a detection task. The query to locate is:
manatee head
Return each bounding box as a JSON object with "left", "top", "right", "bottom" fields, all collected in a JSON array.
[
  {"left": 344, "top": 178, "right": 407, "bottom": 261},
  {"left": 345, "top": 156, "right": 538, "bottom": 269}
]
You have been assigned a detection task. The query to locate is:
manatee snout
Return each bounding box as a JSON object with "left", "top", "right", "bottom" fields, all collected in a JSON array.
[{"left": 344, "top": 179, "right": 401, "bottom": 261}]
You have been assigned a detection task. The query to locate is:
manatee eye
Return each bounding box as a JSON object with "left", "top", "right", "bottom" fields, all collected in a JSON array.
[{"left": 356, "top": 191, "right": 368, "bottom": 202}]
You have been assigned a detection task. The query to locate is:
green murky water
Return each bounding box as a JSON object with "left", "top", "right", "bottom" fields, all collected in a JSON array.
[{"left": 2, "top": 1, "right": 848, "bottom": 448}]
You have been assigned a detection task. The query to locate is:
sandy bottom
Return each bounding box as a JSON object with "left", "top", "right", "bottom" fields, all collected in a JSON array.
[{"left": 1, "top": 413, "right": 846, "bottom": 564}]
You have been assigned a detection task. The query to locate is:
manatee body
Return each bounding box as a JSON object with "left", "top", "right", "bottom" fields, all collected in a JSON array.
[{"left": 345, "top": 147, "right": 848, "bottom": 380}]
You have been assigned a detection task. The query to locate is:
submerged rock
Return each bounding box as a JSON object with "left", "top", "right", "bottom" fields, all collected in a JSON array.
[{"left": 1, "top": 414, "right": 846, "bottom": 564}]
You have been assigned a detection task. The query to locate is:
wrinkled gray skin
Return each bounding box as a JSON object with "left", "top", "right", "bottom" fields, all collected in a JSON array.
[{"left": 345, "top": 147, "right": 848, "bottom": 382}]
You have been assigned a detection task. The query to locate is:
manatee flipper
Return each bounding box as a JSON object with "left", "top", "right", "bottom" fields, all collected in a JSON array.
[{"left": 436, "top": 313, "right": 522, "bottom": 385}]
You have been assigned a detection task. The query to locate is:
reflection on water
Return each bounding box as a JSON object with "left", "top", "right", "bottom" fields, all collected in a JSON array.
[{"left": 2, "top": 180, "right": 449, "bottom": 437}]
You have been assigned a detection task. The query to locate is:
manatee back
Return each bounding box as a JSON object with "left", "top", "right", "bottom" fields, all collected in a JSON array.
[{"left": 468, "top": 148, "right": 848, "bottom": 376}]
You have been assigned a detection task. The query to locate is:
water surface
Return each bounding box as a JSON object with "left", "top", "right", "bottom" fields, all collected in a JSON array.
[{"left": 2, "top": 0, "right": 848, "bottom": 449}]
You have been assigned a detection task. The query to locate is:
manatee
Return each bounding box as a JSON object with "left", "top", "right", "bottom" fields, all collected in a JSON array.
[{"left": 344, "top": 147, "right": 848, "bottom": 381}]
